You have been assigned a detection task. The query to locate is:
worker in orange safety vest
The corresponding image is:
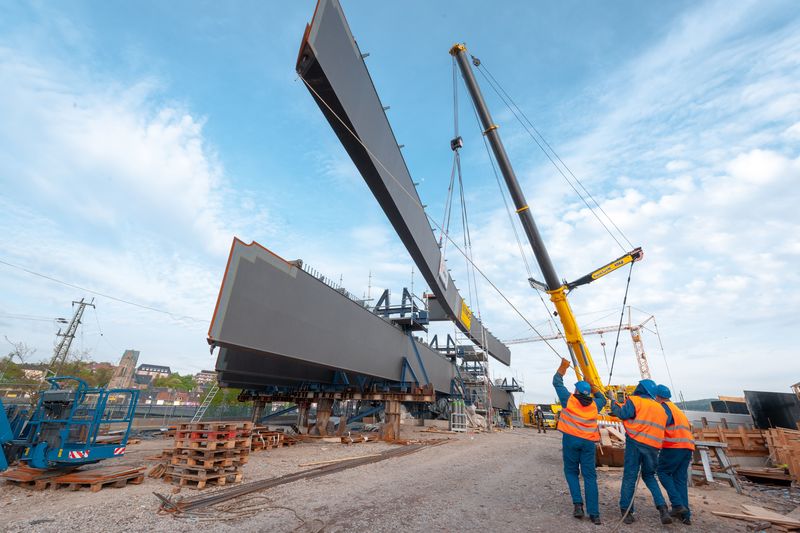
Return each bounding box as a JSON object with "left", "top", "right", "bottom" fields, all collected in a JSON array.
[
  {"left": 609, "top": 379, "right": 672, "bottom": 525},
  {"left": 656, "top": 384, "right": 694, "bottom": 525},
  {"left": 553, "top": 358, "right": 606, "bottom": 525}
]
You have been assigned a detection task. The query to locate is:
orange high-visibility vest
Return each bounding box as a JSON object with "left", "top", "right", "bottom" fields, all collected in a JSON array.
[
  {"left": 622, "top": 395, "right": 667, "bottom": 448},
  {"left": 557, "top": 395, "right": 600, "bottom": 442},
  {"left": 663, "top": 401, "right": 695, "bottom": 450}
]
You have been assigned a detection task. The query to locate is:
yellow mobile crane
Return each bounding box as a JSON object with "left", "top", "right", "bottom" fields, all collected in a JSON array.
[{"left": 450, "top": 44, "right": 642, "bottom": 394}]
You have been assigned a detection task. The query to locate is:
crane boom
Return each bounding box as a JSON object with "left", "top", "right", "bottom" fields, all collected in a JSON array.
[{"left": 450, "top": 44, "right": 638, "bottom": 392}]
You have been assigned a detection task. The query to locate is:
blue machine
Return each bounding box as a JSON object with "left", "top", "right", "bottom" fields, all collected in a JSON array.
[{"left": 0, "top": 377, "right": 139, "bottom": 471}]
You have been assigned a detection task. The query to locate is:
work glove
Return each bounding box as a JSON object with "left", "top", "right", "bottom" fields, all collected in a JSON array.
[{"left": 557, "top": 358, "right": 570, "bottom": 376}]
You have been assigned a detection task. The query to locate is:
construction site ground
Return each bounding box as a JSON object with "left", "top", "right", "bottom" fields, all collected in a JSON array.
[{"left": 0, "top": 425, "right": 784, "bottom": 532}]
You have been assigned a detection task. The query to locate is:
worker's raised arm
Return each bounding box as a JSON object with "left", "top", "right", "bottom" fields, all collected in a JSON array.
[
  {"left": 592, "top": 387, "right": 607, "bottom": 411},
  {"left": 552, "top": 358, "right": 572, "bottom": 407},
  {"left": 609, "top": 395, "right": 636, "bottom": 420}
]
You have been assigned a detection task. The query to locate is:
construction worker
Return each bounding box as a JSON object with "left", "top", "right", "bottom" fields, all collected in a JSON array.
[
  {"left": 553, "top": 358, "right": 606, "bottom": 525},
  {"left": 528, "top": 409, "right": 535, "bottom": 426},
  {"left": 609, "top": 379, "right": 672, "bottom": 525},
  {"left": 655, "top": 384, "right": 694, "bottom": 525},
  {"left": 534, "top": 405, "right": 546, "bottom": 433}
]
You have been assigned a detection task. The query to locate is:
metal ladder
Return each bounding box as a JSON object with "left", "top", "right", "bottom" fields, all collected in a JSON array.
[{"left": 191, "top": 383, "right": 219, "bottom": 423}]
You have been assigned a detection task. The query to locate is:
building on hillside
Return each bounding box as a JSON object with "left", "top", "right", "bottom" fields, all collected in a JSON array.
[
  {"left": 133, "top": 373, "right": 154, "bottom": 389},
  {"left": 108, "top": 349, "right": 139, "bottom": 389},
  {"left": 195, "top": 369, "right": 217, "bottom": 386},
  {"left": 136, "top": 364, "right": 171, "bottom": 379}
]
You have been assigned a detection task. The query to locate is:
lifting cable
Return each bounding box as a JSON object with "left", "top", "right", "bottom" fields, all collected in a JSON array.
[
  {"left": 607, "top": 261, "right": 635, "bottom": 384},
  {"left": 457, "top": 64, "right": 565, "bottom": 343},
  {"left": 653, "top": 317, "right": 678, "bottom": 401},
  {"left": 298, "top": 75, "right": 565, "bottom": 360},
  {"left": 473, "top": 60, "right": 634, "bottom": 252},
  {"left": 437, "top": 60, "right": 461, "bottom": 259}
]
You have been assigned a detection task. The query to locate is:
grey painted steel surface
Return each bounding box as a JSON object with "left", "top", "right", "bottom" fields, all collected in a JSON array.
[
  {"left": 490, "top": 384, "right": 515, "bottom": 412},
  {"left": 451, "top": 47, "right": 560, "bottom": 291},
  {"left": 295, "top": 0, "right": 510, "bottom": 366},
  {"left": 208, "top": 239, "right": 517, "bottom": 410},
  {"left": 683, "top": 410, "right": 754, "bottom": 429},
  {"left": 209, "top": 239, "right": 458, "bottom": 393}
]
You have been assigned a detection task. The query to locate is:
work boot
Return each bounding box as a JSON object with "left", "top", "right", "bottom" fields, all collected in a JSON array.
[
  {"left": 573, "top": 503, "right": 585, "bottom": 518},
  {"left": 669, "top": 506, "right": 688, "bottom": 517},
  {"left": 589, "top": 515, "right": 601, "bottom": 525},
  {"left": 657, "top": 505, "right": 673, "bottom": 525},
  {"left": 681, "top": 516, "right": 692, "bottom": 525},
  {"left": 621, "top": 511, "right": 636, "bottom": 524}
]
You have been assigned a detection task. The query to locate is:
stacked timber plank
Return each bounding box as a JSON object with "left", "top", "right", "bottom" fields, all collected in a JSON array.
[
  {"left": 713, "top": 503, "right": 800, "bottom": 531},
  {"left": 765, "top": 428, "right": 800, "bottom": 480},
  {"left": 0, "top": 465, "right": 74, "bottom": 490},
  {"left": 50, "top": 466, "right": 145, "bottom": 492},
  {"left": 596, "top": 426, "right": 626, "bottom": 467},
  {"left": 0, "top": 465, "right": 145, "bottom": 492},
  {"left": 165, "top": 421, "right": 252, "bottom": 489}
]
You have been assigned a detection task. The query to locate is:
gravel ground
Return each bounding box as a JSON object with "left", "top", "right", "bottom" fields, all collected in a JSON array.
[{"left": 0, "top": 426, "right": 783, "bottom": 532}]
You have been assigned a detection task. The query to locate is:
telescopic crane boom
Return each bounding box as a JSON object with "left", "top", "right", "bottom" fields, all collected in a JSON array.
[{"left": 450, "top": 44, "right": 641, "bottom": 392}]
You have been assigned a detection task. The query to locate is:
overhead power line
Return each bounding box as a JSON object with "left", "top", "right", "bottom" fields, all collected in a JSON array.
[{"left": 0, "top": 258, "right": 209, "bottom": 325}]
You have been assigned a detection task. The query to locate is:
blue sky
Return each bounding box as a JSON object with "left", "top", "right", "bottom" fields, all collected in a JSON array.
[{"left": 1, "top": 0, "right": 798, "bottom": 403}]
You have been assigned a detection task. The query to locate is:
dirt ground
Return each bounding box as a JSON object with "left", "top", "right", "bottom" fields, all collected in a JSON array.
[{"left": 0, "top": 425, "right": 791, "bottom": 532}]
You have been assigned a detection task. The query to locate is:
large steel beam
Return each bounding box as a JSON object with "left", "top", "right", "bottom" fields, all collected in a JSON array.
[
  {"left": 208, "top": 239, "right": 458, "bottom": 393},
  {"left": 295, "top": 0, "right": 510, "bottom": 366}
]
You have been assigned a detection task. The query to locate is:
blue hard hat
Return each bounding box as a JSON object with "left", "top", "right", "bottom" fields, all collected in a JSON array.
[
  {"left": 656, "top": 384, "right": 672, "bottom": 399},
  {"left": 575, "top": 381, "right": 591, "bottom": 395},
  {"left": 638, "top": 379, "right": 658, "bottom": 399}
]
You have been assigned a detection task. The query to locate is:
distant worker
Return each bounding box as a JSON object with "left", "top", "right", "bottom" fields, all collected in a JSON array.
[
  {"left": 655, "top": 384, "right": 694, "bottom": 525},
  {"left": 609, "top": 379, "right": 672, "bottom": 525},
  {"left": 528, "top": 409, "right": 535, "bottom": 426},
  {"left": 553, "top": 358, "right": 606, "bottom": 525},
  {"left": 534, "top": 405, "right": 546, "bottom": 433}
]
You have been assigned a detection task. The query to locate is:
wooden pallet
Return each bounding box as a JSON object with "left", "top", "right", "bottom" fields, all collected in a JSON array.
[
  {"left": 173, "top": 436, "right": 252, "bottom": 450},
  {"left": 166, "top": 421, "right": 251, "bottom": 489},
  {"left": 167, "top": 464, "right": 239, "bottom": 479},
  {"left": 176, "top": 421, "right": 252, "bottom": 433},
  {"left": 0, "top": 465, "right": 75, "bottom": 491},
  {"left": 171, "top": 449, "right": 249, "bottom": 469},
  {"left": 165, "top": 471, "right": 243, "bottom": 489},
  {"left": 51, "top": 466, "right": 146, "bottom": 492}
]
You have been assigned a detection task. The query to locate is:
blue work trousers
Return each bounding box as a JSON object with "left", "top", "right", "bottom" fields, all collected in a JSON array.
[
  {"left": 562, "top": 433, "right": 599, "bottom": 517},
  {"left": 619, "top": 437, "right": 666, "bottom": 513},
  {"left": 658, "top": 448, "right": 692, "bottom": 518}
]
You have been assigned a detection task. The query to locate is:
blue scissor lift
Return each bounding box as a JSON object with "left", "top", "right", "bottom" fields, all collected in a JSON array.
[{"left": 1, "top": 376, "right": 139, "bottom": 471}]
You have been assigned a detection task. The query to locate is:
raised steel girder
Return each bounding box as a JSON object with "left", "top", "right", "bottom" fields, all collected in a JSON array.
[{"left": 295, "top": 0, "right": 510, "bottom": 366}]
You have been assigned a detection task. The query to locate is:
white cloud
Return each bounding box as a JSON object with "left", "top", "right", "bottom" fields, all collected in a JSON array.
[
  {"left": 0, "top": 44, "right": 278, "bottom": 371},
  {"left": 467, "top": 1, "right": 800, "bottom": 402},
  {"left": 665, "top": 160, "right": 692, "bottom": 172}
]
